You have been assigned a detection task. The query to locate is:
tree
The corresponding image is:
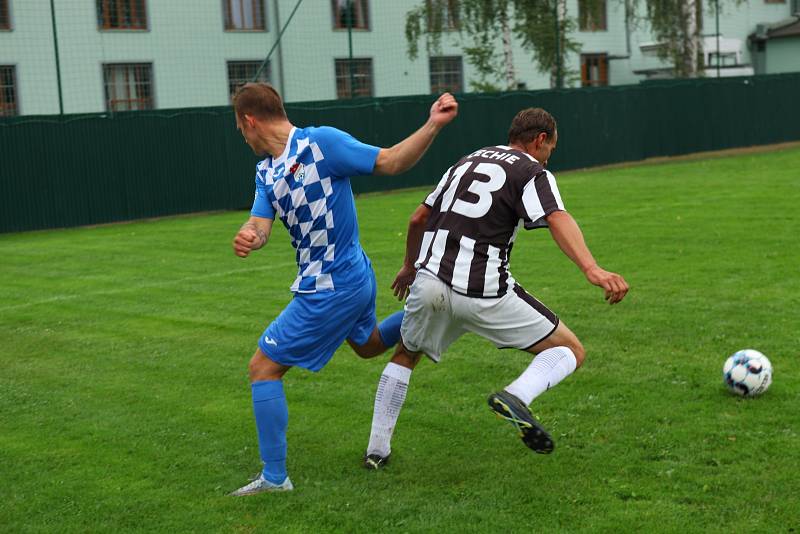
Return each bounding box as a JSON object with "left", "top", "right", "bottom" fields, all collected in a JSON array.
[
  {"left": 405, "top": 0, "right": 581, "bottom": 91},
  {"left": 636, "top": 0, "right": 704, "bottom": 78}
]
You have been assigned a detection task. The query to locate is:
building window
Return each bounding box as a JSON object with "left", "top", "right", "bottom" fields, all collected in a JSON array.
[
  {"left": 581, "top": 54, "right": 608, "bottom": 87},
  {"left": 103, "top": 63, "right": 153, "bottom": 111},
  {"left": 335, "top": 58, "right": 373, "bottom": 98},
  {"left": 223, "top": 0, "right": 266, "bottom": 31},
  {"left": 578, "top": 0, "right": 607, "bottom": 31},
  {"left": 429, "top": 56, "right": 463, "bottom": 94},
  {"left": 227, "top": 61, "right": 270, "bottom": 101},
  {"left": 707, "top": 52, "right": 738, "bottom": 68},
  {"left": 332, "top": 0, "right": 369, "bottom": 30},
  {"left": 0, "top": 0, "right": 10, "bottom": 30},
  {"left": 97, "top": 0, "right": 148, "bottom": 30},
  {"left": 0, "top": 65, "right": 17, "bottom": 116},
  {"left": 427, "top": 0, "right": 459, "bottom": 31}
]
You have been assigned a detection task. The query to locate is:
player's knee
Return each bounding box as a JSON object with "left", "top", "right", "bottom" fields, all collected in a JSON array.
[
  {"left": 354, "top": 343, "right": 381, "bottom": 358},
  {"left": 248, "top": 353, "right": 264, "bottom": 381},
  {"left": 390, "top": 340, "right": 422, "bottom": 369},
  {"left": 248, "top": 351, "right": 284, "bottom": 381},
  {"left": 349, "top": 334, "right": 386, "bottom": 359}
]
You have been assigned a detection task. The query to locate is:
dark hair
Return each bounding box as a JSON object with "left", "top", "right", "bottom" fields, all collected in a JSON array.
[
  {"left": 232, "top": 82, "right": 287, "bottom": 121},
  {"left": 507, "top": 108, "right": 556, "bottom": 144}
]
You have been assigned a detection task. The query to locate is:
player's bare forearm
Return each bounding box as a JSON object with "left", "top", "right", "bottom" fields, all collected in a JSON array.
[
  {"left": 233, "top": 216, "right": 273, "bottom": 258},
  {"left": 403, "top": 204, "right": 431, "bottom": 268},
  {"left": 374, "top": 121, "right": 442, "bottom": 176},
  {"left": 392, "top": 204, "right": 431, "bottom": 300},
  {"left": 546, "top": 210, "right": 629, "bottom": 304},
  {"left": 546, "top": 210, "right": 598, "bottom": 274},
  {"left": 374, "top": 93, "right": 458, "bottom": 176}
]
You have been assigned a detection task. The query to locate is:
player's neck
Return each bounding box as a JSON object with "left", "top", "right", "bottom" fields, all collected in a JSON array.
[
  {"left": 509, "top": 141, "right": 542, "bottom": 163},
  {"left": 508, "top": 142, "right": 527, "bottom": 154},
  {"left": 262, "top": 121, "right": 295, "bottom": 159}
]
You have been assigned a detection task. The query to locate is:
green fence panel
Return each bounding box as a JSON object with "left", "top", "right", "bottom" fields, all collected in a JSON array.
[{"left": 1, "top": 73, "right": 799, "bottom": 234}]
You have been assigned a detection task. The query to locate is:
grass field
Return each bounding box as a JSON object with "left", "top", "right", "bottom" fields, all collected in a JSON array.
[{"left": 1, "top": 146, "right": 799, "bottom": 533}]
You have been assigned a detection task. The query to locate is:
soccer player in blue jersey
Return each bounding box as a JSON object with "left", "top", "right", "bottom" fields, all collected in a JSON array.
[{"left": 227, "top": 83, "right": 458, "bottom": 496}]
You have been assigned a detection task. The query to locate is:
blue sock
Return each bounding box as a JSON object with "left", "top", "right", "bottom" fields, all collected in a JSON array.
[
  {"left": 251, "top": 380, "right": 288, "bottom": 484},
  {"left": 378, "top": 311, "right": 404, "bottom": 348}
]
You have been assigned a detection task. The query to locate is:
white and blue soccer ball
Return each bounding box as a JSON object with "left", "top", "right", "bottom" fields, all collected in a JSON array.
[{"left": 723, "top": 349, "right": 773, "bottom": 397}]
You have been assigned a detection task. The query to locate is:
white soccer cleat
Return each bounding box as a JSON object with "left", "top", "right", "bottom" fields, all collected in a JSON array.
[{"left": 229, "top": 474, "right": 294, "bottom": 496}]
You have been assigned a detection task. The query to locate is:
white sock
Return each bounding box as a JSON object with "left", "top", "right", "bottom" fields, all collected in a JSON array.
[
  {"left": 505, "top": 346, "right": 578, "bottom": 405},
  {"left": 366, "top": 362, "right": 412, "bottom": 457}
]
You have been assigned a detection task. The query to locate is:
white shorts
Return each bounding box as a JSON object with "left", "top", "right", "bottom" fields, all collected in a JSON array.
[{"left": 400, "top": 269, "right": 559, "bottom": 362}]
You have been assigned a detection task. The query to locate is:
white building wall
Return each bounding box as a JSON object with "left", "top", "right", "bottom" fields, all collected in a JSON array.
[
  {"left": 0, "top": 1, "right": 61, "bottom": 115},
  {"left": 0, "top": 0, "right": 797, "bottom": 116}
]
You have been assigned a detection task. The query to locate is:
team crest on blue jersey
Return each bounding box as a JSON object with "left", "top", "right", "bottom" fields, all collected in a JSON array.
[{"left": 289, "top": 162, "right": 306, "bottom": 183}]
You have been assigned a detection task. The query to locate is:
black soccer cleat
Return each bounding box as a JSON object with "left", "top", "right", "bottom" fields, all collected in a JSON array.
[
  {"left": 488, "top": 391, "right": 554, "bottom": 454},
  {"left": 363, "top": 453, "right": 390, "bottom": 470},
  {"left": 363, "top": 452, "right": 390, "bottom": 470}
]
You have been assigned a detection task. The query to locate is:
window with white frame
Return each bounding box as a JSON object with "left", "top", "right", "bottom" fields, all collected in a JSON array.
[
  {"left": 332, "top": 0, "right": 369, "bottom": 30},
  {"left": 335, "top": 58, "right": 373, "bottom": 98},
  {"left": 429, "top": 56, "right": 463, "bottom": 94},
  {"left": 96, "top": 0, "right": 148, "bottom": 30},
  {"left": 0, "top": 0, "right": 11, "bottom": 30},
  {"left": 103, "top": 63, "right": 154, "bottom": 111},
  {"left": 581, "top": 54, "right": 608, "bottom": 86},
  {"left": 426, "top": 0, "right": 459, "bottom": 30},
  {"left": 578, "top": 0, "right": 607, "bottom": 31},
  {"left": 223, "top": 0, "right": 266, "bottom": 31},
  {"left": 0, "top": 65, "right": 17, "bottom": 116},
  {"left": 227, "top": 61, "right": 270, "bottom": 101}
]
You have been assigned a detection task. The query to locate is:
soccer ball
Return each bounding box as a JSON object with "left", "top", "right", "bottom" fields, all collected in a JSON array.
[{"left": 723, "top": 349, "right": 772, "bottom": 397}]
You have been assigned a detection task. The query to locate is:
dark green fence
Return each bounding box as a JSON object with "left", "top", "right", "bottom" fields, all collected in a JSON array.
[{"left": 2, "top": 73, "right": 799, "bottom": 234}]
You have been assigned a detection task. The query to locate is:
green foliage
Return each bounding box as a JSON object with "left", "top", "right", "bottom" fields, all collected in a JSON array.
[
  {"left": 405, "top": 0, "right": 581, "bottom": 90},
  {"left": 2, "top": 147, "right": 800, "bottom": 531},
  {"left": 632, "top": 0, "right": 744, "bottom": 77},
  {"left": 638, "top": 0, "right": 704, "bottom": 77}
]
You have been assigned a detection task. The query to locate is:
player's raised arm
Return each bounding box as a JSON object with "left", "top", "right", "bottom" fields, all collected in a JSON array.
[
  {"left": 373, "top": 93, "right": 458, "bottom": 176},
  {"left": 545, "top": 210, "right": 629, "bottom": 304},
  {"left": 233, "top": 216, "right": 273, "bottom": 258}
]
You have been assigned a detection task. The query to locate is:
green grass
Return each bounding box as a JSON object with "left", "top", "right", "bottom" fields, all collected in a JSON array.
[{"left": 1, "top": 146, "right": 799, "bottom": 533}]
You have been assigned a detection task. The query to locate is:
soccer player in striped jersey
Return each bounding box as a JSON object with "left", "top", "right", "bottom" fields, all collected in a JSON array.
[
  {"left": 364, "top": 107, "right": 628, "bottom": 469},
  {"left": 227, "top": 83, "right": 458, "bottom": 495}
]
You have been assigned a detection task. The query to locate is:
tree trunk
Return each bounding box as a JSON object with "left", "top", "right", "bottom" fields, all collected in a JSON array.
[
  {"left": 684, "top": 0, "right": 699, "bottom": 77},
  {"left": 550, "top": 0, "right": 568, "bottom": 88},
  {"left": 501, "top": 12, "right": 516, "bottom": 90}
]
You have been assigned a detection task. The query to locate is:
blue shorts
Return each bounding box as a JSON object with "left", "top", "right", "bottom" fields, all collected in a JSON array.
[{"left": 258, "top": 268, "right": 378, "bottom": 372}]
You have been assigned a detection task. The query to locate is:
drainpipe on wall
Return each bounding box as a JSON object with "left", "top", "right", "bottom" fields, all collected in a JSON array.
[{"left": 49, "top": 0, "right": 64, "bottom": 115}]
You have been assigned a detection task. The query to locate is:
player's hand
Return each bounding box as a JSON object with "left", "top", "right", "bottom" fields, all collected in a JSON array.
[
  {"left": 233, "top": 228, "right": 261, "bottom": 258},
  {"left": 391, "top": 264, "right": 417, "bottom": 301},
  {"left": 584, "top": 265, "right": 629, "bottom": 304},
  {"left": 429, "top": 93, "right": 458, "bottom": 129}
]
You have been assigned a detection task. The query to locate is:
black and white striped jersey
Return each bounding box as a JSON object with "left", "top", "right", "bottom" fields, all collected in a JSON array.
[{"left": 415, "top": 145, "right": 565, "bottom": 298}]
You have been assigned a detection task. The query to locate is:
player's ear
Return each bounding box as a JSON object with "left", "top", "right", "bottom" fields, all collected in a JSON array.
[{"left": 537, "top": 131, "right": 548, "bottom": 147}]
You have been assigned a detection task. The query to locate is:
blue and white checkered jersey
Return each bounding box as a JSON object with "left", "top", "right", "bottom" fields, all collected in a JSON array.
[{"left": 250, "top": 126, "right": 380, "bottom": 293}]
